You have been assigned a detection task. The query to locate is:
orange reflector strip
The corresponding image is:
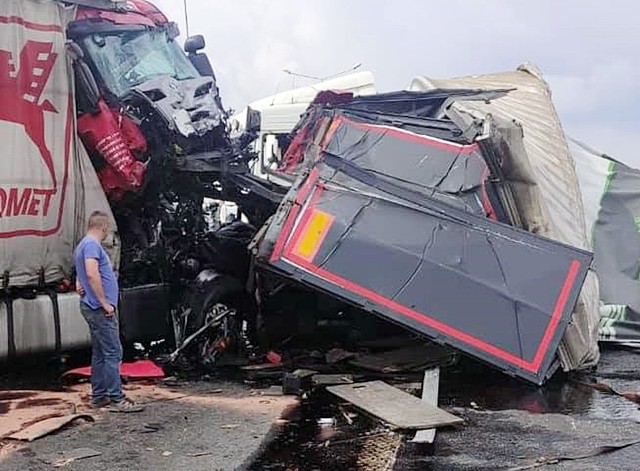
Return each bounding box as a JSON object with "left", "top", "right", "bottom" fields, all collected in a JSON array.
[{"left": 292, "top": 209, "right": 335, "bottom": 262}]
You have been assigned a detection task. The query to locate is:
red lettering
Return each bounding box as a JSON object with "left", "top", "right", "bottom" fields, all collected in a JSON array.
[
  {"left": 27, "top": 194, "right": 40, "bottom": 216},
  {"left": 0, "top": 188, "right": 6, "bottom": 217},
  {"left": 32, "top": 189, "right": 55, "bottom": 216},
  {"left": 0, "top": 187, "right": 56, "bottom": 217},
  {"left": 7, "top": 188, "right": 31, "bottom": 216}
]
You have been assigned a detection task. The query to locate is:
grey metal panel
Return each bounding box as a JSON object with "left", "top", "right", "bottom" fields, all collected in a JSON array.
[
  {"left": 266, "top": 170, "right": 592, "bottom": 384},
  {"left": 57, "top": 293, "right": 91, "bottom": 351},
  {"left": 325, "top": 118, "right": 486, "bottom": 194},
  {"left": 12, "top": 296, "right": 57, "bottom": 355},
  {"left": 0, "top": 301, "right": 8, "bottom": 359}
]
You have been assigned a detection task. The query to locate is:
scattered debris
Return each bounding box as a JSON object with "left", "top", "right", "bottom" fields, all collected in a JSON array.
[
  {"left": 260, "top": 386, "right": 284, "bottom": 397},
  {"left": 313, "top": 374, "right": 354, "bottom": 386},
  {"left": 349, "top": 345, "right": 453, "bottom": 374},
  {"left": 169, "top": 309, "right": 230, "bottom": 363},
  {"left": 325, "top": 348, "right": 357, "bottom": 364},
  {"left": 190, "top": 451, "right": 213, "bottom": 457},
  {"left": 574, "top": 378, "right": 640, "bottom": 404},
  {"left": 338, "top": 405, "right": 356, "bottom": 426},
  {"left": 140, "top": 394, "right": 190, "bottom": 405},
  {"left": 267, "top": 351, "right": 283, "bottom": 365},
  {"left": 508, "top": 439, "right": 640, "bottom": 470},
  {"left": 161, "top": 376, "right": 180, "bottom": 387},
  {"left": 327, "top": 381, "right": 462, "bottom": 430},
  {"left": 141, "top": 423, "right": 163, "bottom": 434},
  {"left": 412, "top": 367, "right": 440, "bottom": 444},
  {"left": 241, "top": 363, "right": 283, "bottom": 372},
  {"left": 283, "top": 369, "right": 318, "bottom": 395},
  {"left": 317, "top": 418, "right": 336, "bottom": 427},
  {"left": 7, "top": 414, "right": 94, "bottom": 442},
  {"left": 40, "top": 447, "right": 102, "bottom": 468},
  {"left": 220, "top": 424, "right": 240, "bottom": 430}
]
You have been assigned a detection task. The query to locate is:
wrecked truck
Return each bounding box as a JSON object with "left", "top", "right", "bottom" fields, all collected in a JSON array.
[
  {"left": 0, "top": 0, "right": 282, "bottom": 362},
  {"left": 247, "top": 86, "right": 594, "bottom": 385},
  {"left": 1, "top": 0, "right": 597, "bottom": 385}
]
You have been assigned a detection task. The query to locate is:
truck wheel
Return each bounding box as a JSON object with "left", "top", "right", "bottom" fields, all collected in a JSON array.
[
  {"left": 181, "top": 275, "right": 250, "bottom": 365},
  {"left": 188, "top": 276, "right": 244, "bottom": 332}
]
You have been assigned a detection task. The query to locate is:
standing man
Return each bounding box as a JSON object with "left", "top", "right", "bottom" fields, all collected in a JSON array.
[{"left": 74, "top": 211, "right": 143, "bottom": 412}]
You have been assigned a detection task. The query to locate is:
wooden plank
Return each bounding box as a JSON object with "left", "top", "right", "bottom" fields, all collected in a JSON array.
[
  {"left": 412, "top": 367, "right": 440, "bottom": 443},
  {"left": 327, "top": 380, "right": 461, "bottom": 430},
  {"left": 312, "top": 374, "right": 354, "bottom": 386}
]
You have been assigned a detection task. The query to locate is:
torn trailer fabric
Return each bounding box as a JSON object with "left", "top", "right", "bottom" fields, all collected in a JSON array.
[
  {"left": 258, "top": 107, "right": 592, "bottom": 385},
  {"left": 571, "top": 138, "right": 640, "bottom": 347},
  {"left": 409, "top": 64, "right": 600, "bottom": 372}
]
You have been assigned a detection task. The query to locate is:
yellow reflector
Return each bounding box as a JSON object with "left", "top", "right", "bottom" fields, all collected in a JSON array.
[{"left": 293, "top": 209, "right": 334, "bottom": 262}]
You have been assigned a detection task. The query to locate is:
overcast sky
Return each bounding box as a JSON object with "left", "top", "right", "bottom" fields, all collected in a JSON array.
[{"left": 154, "top": 0, "right": 638, "bottom": 166}]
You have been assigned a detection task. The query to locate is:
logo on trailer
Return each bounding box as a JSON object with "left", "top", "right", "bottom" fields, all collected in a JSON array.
[
  {"left": 0, "top": 40, "right": 58, "bottom": 187},
  {"left": 0, "top": 14, "right": 70, "bottom": 237}
]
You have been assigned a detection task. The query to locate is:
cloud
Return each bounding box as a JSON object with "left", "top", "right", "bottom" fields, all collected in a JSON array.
[{"left": 152, "top": 0, "right": 639, "bottom": 162}]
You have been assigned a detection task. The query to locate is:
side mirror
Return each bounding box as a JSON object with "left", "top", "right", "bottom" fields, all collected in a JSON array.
[{"left": 184, "top": 35, "right": 205, "bottom": 54}]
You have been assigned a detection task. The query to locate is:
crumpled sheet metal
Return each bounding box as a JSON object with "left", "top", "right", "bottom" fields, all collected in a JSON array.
[
  {"left": 129, "top": 76, "right": 225, "bottom": 138},
  {"left": 322, "top": 114, "right": 492, "bottom": 216},
  {"left": 265, "top": 163, "right": 592, "bottom": 385},
  {"left": 410, "top": 64, "right": 600, "bottom": 371}
]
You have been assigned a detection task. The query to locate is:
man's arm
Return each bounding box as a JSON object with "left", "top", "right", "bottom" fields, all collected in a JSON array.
[
  {"left": 75, "top": 278, "right": 85, "bottom": 296},
  {"left": 85, "top": 258, "right": 115, "bottom": 316}
]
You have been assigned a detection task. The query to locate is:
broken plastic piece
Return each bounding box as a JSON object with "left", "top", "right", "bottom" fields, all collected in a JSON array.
[{"left": 266, "top": 350, "right": 282, "bottom": 365}]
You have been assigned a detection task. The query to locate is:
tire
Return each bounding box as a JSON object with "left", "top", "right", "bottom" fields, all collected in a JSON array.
[{"left": 187, "top": 275, "right": 245, "bottom": 333}]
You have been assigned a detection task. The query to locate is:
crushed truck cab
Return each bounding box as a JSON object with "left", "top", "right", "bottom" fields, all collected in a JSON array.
[{"left": 0, "top": 0, "right": 279, "bottom": 360}]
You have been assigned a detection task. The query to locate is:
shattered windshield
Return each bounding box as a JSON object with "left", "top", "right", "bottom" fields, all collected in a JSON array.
[{"left": 82, "top": 29, "right": 199, "bottom": 97}]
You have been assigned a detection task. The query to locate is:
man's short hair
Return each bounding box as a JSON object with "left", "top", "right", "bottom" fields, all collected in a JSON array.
[{"left": 88, "top": 210, "right": 110, "bottom": 229}]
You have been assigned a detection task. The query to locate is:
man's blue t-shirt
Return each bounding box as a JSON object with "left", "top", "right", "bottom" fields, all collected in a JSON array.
[{"left": 73, "top": 236, "right": 119, "bottom": 310}]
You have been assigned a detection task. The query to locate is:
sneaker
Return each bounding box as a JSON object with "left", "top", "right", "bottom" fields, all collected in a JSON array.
[
  {"left": 108, "top": 398, "right": 144, "bottom": 413},
  {"left": 90, "top": 397, "right": 110, "bottom": 409}
]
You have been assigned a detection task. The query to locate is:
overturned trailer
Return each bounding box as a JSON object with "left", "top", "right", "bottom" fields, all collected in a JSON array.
[{"left": 250, "top": 86, "right": 594, "bottom": 385}]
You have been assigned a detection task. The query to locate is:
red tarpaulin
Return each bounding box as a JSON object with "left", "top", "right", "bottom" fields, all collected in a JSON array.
[{"left": 63, "top": 360, "right": 164, "bottom": 379}]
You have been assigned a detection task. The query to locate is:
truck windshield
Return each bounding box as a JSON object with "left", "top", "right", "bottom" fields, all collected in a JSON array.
[{"left": 82, "top": 29, "right": 199, "bottom": 97}]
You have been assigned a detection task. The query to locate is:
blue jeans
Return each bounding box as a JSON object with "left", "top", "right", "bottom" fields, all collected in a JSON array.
[{"left": 80, "top": 302, "right": 125, "bottom": 403}]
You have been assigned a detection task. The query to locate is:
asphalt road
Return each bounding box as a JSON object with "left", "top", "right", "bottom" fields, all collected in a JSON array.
[{"left": 0, "top": 380, "right": 296, "bottom": 471}]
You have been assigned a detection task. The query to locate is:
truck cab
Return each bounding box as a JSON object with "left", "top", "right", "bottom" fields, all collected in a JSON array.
[
  {"left": 230, "top": 71, "right": 377, "bottom": 188},
  {"left": 0, "top": 0, "right": 264, "bottom": 361}
]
